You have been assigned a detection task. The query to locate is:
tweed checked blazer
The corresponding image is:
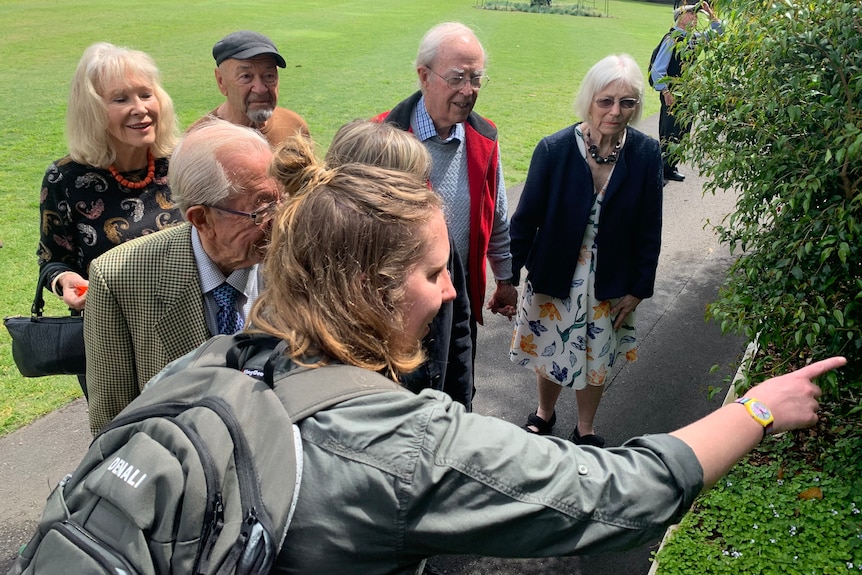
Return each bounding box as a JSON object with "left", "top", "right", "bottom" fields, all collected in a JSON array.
[{"left": 85, "top": 223, "right": 210, "bottom": 434}]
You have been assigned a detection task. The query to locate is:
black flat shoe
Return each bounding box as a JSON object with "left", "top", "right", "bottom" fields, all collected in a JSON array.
[
  {"left": 524, "top": 411, "right": 557, "bottom": 435},
  {"left": 664, "top": 169, "right": 686, "bottom": 182},
  {"left": 570, "top": 427, "right": 606, "bottom": 448}
]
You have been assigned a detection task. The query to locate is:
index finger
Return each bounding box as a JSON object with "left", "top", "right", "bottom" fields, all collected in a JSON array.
[{"left": 797, "top": 356, "right": 847, "bottom": 379}]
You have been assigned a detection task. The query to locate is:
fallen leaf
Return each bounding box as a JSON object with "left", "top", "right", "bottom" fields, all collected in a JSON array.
[{"left": 797, "top": 487, "right": 823, "bottom": 500}]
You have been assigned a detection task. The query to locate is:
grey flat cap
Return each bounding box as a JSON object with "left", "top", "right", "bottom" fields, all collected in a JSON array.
[{"left": 213, "top": 31, "right": 286, "bottom": 68}]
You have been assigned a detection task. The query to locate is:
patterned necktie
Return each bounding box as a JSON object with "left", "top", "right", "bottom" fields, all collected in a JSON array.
[{"left": 212, "top": 283, "right": 244, "bottom": 335}]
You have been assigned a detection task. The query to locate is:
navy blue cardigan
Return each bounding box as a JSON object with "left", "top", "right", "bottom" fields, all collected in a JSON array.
[{"left": 510, "top": 124, "right": 663, "bottom": 300}]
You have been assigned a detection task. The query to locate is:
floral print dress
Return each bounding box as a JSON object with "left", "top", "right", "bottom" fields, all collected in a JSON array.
[{"left": 509, "top": 167, "right": 638, "bottom": 390}]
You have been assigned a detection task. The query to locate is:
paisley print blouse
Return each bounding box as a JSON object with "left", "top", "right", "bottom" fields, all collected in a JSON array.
[{"left": 37, "top": 156, "right": 182, "bottom": 286}]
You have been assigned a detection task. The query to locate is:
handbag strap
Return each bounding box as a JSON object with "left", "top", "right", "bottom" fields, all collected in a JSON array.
[{"left": 31, "top": 270, "right": 52, "bottom": 318}]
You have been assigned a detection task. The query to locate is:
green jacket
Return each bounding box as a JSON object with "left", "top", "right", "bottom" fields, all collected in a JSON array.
[{"left": 274, "top": 387, "right": 703, "bottom": 573}]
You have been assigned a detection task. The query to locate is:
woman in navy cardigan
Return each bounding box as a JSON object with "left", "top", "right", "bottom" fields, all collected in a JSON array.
[{"left": 509, "top": 54, "right": 663, "bottom": 446}]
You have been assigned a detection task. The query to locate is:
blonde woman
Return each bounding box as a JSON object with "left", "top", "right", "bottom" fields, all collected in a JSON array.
[{"left": 37, "top": 42, "right": 181, "bottom": 397}]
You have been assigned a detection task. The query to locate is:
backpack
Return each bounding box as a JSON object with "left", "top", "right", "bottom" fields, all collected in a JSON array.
[
  {"left": 8, "top": 333, "right": 401, "bottom": 575},
  {"left": 648, "top": 30, "right": 673, "bottom": 87}
]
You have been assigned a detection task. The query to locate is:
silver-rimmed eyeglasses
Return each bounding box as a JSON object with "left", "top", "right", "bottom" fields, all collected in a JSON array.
[
  {"left": 427, "top": 67, "right": 489, "bottom": 90},
  {"left": 204, "top": 200, "right": 279, "bottom": 226}
]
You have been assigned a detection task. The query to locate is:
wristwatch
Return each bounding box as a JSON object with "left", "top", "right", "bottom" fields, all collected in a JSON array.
[
  {"left": 496, "top": 276, "right": 515, "bottom": 286},
  {"left": 736, "top": 397, "right": 774, "bottom": 438}
]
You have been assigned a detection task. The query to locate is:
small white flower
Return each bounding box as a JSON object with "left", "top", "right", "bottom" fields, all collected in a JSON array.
[
  {"left": 753, "top": 524, "right": 759, "bottom": 530},
  {"left": 769, "top": 538, "right": 777, "bottom": 543},
  {"left": 832, "top": 509, "right": 839, "bottom": 515},
  {"left": 777, "top": 479, "right": 784, "bottom": 486},
  {"left": 731, "top": 551, "right": 742, "bottom": 558}
]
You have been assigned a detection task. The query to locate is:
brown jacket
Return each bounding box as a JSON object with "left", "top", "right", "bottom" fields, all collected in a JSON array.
[{"left": 188, "top": 106, "right": 309, "bottom": 147}]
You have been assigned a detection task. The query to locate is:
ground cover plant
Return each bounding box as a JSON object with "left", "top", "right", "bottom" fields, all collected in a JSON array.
[
  {"left": 0, "top": 0, "right": 668, "bottom": 434},
  {"left": 655, "top": 0, "right": 862, "bottom": 570},
  {"left": 656, "top": 424, "right": 862, "bottom": 574}
]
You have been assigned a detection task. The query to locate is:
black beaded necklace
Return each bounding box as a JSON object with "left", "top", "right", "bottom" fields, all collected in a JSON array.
[{"left": 585, "top": 130, "right": 622, "bottom": 164}]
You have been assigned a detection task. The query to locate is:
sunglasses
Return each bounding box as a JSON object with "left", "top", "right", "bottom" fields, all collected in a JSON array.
[{"left": 595, "top": 97, "right": 639, "bottom": 110}]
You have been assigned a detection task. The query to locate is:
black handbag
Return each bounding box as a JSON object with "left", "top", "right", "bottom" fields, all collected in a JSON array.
[{"left": 4, "top": 271, "right": 86, "bottom": 377}]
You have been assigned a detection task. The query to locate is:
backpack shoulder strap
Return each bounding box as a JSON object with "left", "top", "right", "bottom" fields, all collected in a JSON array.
[
  {"left": 275, "top": 364, "right": 403, "bottom": 421},
  {"left": 187, "top": 333, "right": 405, "bottom": 421},
  {"left": 185, "top": 333, "right": 276, "bottom": 370}
]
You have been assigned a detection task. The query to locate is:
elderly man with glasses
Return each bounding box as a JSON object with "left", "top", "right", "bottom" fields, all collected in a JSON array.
[
  {"left": 84, "top": 120, "right": 279, "bottom": 434},
  {"left": 373, "top": 22, "right": 517, "bottom": 407}
]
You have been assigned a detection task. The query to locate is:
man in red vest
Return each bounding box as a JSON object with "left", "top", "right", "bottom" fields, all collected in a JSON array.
[{"left": 374, "top": 22, "right": 518, "bottom": 352}]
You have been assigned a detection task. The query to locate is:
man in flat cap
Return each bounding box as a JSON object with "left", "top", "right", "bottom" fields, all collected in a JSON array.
[{"left": 191, "top": 30, "right": 309, "bottom": 146}]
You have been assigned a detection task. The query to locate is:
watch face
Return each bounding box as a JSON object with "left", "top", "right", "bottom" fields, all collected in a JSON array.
[{"left": 750, "top": 401, "right": 771, "bottom": 419}]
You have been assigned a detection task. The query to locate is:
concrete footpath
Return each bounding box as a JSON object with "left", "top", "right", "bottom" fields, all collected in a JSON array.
[{"left": 0, "top": 113, "right": 745, "bottom": 574}]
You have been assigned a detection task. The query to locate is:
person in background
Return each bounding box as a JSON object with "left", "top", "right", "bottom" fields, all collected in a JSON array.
[
  {"left": 37, "top": 42, "right": 183, "bottom": 399},
  {"left": 85, "top": 119, "right": 278, "bottom": 434},
  {"left": 227, "top": 158, "right": 841, "bottom": 573},
  {"left": 374, "top": 22, "right": 518, "bottom": 359},
  {"left": 650, "top": 0, "right": 723, "bottom": 183},
  {"left": 509, "top": 54, "right": 663, "bottom": 446},
  {"left": 270, "top": 119, "right": 474, "bottom": 408},
  {"left": 189, "top": 30, "right": 309, "bottom": 146}
]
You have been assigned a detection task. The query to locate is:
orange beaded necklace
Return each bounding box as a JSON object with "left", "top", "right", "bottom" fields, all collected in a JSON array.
[{"left": 108, "top": 150, "right": 155, "bottom": 190}]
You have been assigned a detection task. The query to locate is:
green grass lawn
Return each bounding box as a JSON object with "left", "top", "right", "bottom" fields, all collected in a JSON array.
[{"left": 0, "top": 0, "right": 669, "bottom": 435}]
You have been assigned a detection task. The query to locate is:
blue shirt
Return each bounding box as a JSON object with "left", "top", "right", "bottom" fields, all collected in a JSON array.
[{"left": 651, "top": 20, "right": 724, "bottom": 91}]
